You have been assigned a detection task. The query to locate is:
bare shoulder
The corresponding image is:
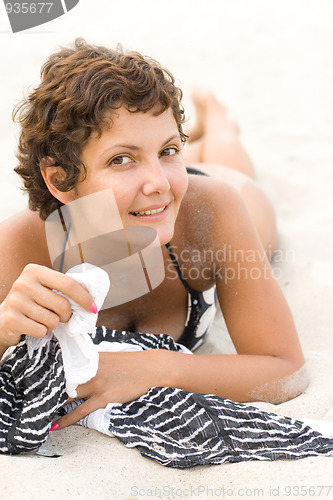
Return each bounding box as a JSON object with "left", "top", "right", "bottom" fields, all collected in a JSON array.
[
  {"left": 178, "top": 174, "right": 250, "bottom": 246},
  {"left": 183, "top": 174, "right": 248, "bottom": 216},
  {"left": 0, "top": 209, "right": 46, "bottom": 248},
  {"left": 0, "top": 210, "right": 50, "bottom": 298}
]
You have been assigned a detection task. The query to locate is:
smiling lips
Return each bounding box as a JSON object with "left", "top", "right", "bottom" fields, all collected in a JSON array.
[{"left": 130, "top": 204, "right": 168, "bottom": 217}]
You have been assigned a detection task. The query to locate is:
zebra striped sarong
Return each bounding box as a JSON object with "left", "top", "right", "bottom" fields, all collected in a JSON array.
[{"left": 0, "top": 327, "right": 332, "bottom": 467}]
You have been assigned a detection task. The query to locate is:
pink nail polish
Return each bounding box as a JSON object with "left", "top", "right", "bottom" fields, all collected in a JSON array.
[
  {"left": 50, "top": 423, "right": 59, "bottom": 431},
  {"left": 90, "top": 301, "right": 98, "bottom": 314}
]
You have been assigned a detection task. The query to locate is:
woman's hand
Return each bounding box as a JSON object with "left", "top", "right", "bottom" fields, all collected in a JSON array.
[
  {"left": 0, "top": 263, "right": 95, "bottom": 352},
  {"left": 55, "top": 349, "right": 171, "bottom": 430}
]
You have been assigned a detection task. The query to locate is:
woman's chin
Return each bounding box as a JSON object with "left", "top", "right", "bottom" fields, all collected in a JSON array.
[
  {"left": 124, "top": 216, "right": 176, "bottom": 247},
  {"left": 153, "top": 226, "right": 175, "bottom": 246}
]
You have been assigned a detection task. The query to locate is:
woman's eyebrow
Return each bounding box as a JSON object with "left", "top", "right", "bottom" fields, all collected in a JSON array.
[
  {"left": 100, "top": 135, "right": 181, "bottom": 157},
  {"left": 100, "top": 144, "right": 139, "bottom": 157},
  {"left": 161, "top": 134, "right": 182, "bottom": 146}
]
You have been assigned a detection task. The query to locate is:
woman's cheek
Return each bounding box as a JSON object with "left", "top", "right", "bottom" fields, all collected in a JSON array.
[{"left": 175, "top": 166, "right": 189, "bottom": 202}]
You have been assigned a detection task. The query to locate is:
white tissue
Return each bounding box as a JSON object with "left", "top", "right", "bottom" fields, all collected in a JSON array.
[{"left": 53, "top": 263, "right": 110, "bottom": 398}]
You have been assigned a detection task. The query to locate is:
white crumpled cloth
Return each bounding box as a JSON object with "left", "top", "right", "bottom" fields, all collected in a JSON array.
[
  {"left": 53, "top": 263, "right": 110, "bottom": 398},
  {"left": 25, "top": 263, "right": 109, "bottom": 398}
]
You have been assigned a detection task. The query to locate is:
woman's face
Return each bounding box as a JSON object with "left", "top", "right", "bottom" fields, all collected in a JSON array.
[{"left": 76, "top": 106, "right": 188, "bottom": 245}]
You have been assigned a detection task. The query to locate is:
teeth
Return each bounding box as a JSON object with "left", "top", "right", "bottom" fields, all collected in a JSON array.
[{"left": 132, "top": 206, "right": 166, "bottom": 216}]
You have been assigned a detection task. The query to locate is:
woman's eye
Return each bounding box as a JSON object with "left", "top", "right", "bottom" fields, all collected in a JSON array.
[
  {"left": 160, "top": 147, "right": 179, "bottom": 157},
  {"left": 109, "top": 155, "right": 132, "bottom": 166}
]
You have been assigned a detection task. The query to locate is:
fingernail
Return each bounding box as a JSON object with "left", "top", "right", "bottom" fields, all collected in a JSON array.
[
  {"left": 50, "top": 423, "right": 59, "bottom": 432},
  {"left": 90, "top": 301, "right": 98, "bottom": 314}
]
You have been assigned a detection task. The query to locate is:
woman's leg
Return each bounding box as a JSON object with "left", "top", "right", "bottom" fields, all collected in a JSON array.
[
  {"left": 183, "top": 90, "right": 255, "bottom": 178},
  {"left": 182, "top": 91, "right": 278, "bottom": 256}
]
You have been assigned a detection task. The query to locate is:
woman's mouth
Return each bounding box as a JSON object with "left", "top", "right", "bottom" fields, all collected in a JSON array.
[
  {"left": 130, "top": 205, "right": 167, "bottom": 216},
  {"left": 130, "top": 203, "right": 170, "bottom": 224}
]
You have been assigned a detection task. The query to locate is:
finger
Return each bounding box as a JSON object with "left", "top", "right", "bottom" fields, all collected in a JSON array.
[
  {"left": 28, "top": 285, "right": 73, "bottom": 324},
  {"left": 55, "top": 396, "right": 101, "bottom": 429},
  {"left": 48, "top": 272, "right": 95, "bottom": 313},
  {"left": 24, "top": 264, "right": 95, "bottom": 313},
  {"left": 19, "top": 295, "right": 66, "bottom": 330},
  {"left": 4, "top": 289, "right": 63, "bottom": 334},
  {"left": 75, "top": 379, "right": 94, "bottom": 400},
  {"left": 0, "top": 303, "right": 48, "bottom": 339},
  {"left": 51, "top": 273, "right": 95, "bottom": 313}
]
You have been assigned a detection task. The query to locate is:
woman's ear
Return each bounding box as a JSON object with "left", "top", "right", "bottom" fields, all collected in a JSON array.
[{"left": 40, "top": 157, "right": 76, "bottom": 204}]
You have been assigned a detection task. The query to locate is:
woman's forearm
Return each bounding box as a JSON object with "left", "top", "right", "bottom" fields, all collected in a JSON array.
[
  {"left": 55, "top": 348, "right": 309, "bottom": 429},
  {"left": 159, "top": 350, "right": 309, "bottom": 404}
]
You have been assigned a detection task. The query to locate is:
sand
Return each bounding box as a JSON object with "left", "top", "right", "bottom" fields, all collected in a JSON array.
[{"left": 0, "top": 1, "right": 332, "bottom": 498}]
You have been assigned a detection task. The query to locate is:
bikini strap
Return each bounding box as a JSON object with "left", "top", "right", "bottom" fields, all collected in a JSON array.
[{"left": 165, "top": 243, "right": 191, "bottom": 293}]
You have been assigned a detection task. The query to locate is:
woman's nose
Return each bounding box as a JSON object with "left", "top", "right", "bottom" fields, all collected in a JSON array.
[{"left": 141, "top": 158, "right": 170, "bottom": 196}]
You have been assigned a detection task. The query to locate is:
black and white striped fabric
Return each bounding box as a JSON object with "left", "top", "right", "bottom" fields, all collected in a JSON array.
[
  {"left": 0, "top": 336, "right": 67, "bottom": 454},
  {"left": 1, "top": 327, "right": 333, "bottom": 466}
]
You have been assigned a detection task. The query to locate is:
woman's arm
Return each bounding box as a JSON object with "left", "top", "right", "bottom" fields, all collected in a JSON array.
[
  {"left": 166, "top": 180, "right": 307, "bottom": 403},
  {"left": 56, "top": 181, "right": 308, "bottom": 430},
  {"left": 0, "top": 210, "right": 95, "bottom": 354},
  {"left": 186, "top": 179, "right": 308, "bottom": 401}
]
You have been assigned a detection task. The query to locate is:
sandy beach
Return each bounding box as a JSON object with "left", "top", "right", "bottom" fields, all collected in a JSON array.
[{"left": 0, "top": 1, "right": 332, "bottom": 498}]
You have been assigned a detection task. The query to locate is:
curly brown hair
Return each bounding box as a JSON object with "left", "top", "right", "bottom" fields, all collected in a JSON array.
[{"left": 13, "top": 38, "right": 187, "bottom": 220}]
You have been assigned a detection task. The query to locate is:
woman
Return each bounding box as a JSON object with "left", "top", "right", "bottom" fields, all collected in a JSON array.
[{"left": 0, "top": 38, "right": 308, "bottom": 432}]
